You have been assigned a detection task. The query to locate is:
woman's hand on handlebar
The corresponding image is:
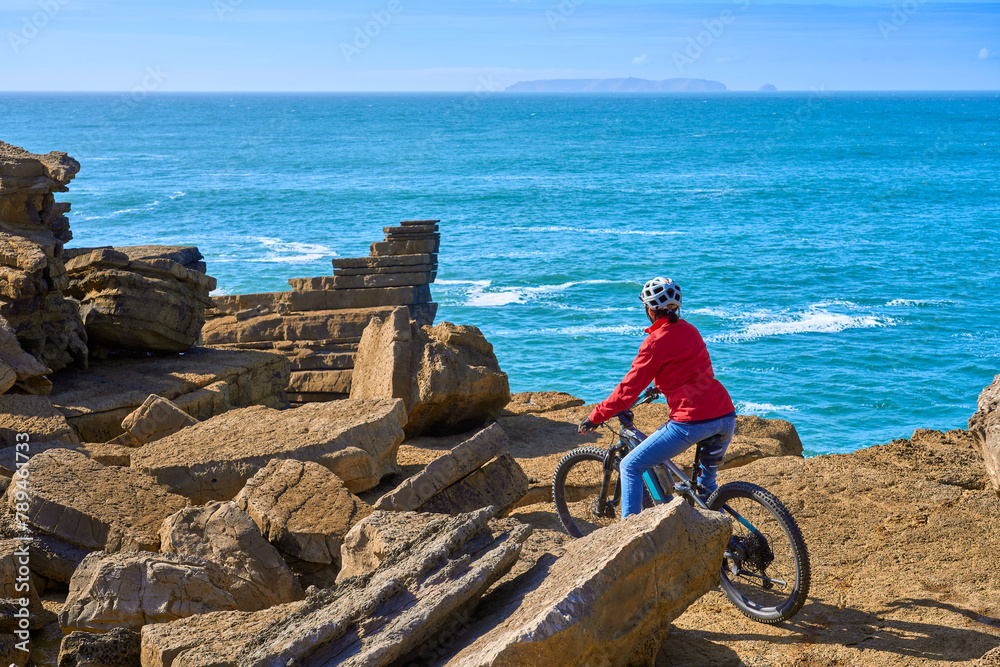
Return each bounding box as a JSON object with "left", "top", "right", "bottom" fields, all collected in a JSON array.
[{"left": 577, "top": 417, "right": 599, "bottom": 435}]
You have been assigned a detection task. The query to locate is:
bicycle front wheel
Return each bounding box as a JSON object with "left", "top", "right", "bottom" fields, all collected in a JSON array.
[
  {"left": 552, "top": 446, "right": 620, "bottom": 538},
  {"left": 707, "top": 481, "right": 811, "bottom": 624}
]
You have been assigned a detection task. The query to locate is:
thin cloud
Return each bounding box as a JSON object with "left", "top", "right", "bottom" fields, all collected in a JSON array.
[
  {"left": 978, "top": 47, "right": 990, "bottom": 59},
  {"left": 632, "top": 54, "right": 649, "bottom": 65}
]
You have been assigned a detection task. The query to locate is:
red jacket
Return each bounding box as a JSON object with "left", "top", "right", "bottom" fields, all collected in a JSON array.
[{"left": 589, "top": 317, "right": 734, "bottom": 424}]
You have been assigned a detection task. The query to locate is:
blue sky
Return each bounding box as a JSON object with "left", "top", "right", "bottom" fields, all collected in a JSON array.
[{"left": 0, "top": 0, "right": 997, "bottom": 91}]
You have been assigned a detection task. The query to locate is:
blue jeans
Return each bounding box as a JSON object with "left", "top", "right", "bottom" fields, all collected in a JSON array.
[{"left": 620, "top": 413, "right": 736, "bottom": 518}]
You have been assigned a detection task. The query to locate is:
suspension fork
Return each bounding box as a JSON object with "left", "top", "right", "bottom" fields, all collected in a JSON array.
[{"left": 597, "top": 442, "right": 625, "bottom": 515}]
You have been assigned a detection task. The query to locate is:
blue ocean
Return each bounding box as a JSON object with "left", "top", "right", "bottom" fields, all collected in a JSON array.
[{"left": 2, "top": 91, "right": 998, "bottom": 456}]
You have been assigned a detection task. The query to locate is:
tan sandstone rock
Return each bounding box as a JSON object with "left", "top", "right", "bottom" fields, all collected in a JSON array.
[
  {"left": 970, "top": 374, "right": 1000, "bottom": 496},
  {"left": 64, "top": 247, "right": 216, "bottom": 353},
  {"left": 120, "top": 394, "right": 198, "bottom": 445},
  {"left": 373, "top": 423, "right": 510, "bottom": 511},
  {"left": 57, "top": 628, "right": 141, "bottom": 667},
  {"left": 420, "top": 452, "right": 529, "bottom": 517},
  {"left": 140, "top": 508, "right": 530, "bottom": 667},
  {"left": 3, "top": 448, "right": 188, "bottom": 553},
  {"left": 503, "top": 391, "right": 585, "bottom": 415},
  {"left": 0, "top": 142, "right": 88, "bottom": 375},
  {"left": 59, "top": 551, "right": 237, "bottom": 633},
  {"left": 49, "top": 346, "right": 289, "bottom": 443},
  {"left": 444, "top": 500, "right": 731, "bottom": 666},
  {"left": 159, "top": 501, "right": 304, "bottom": 611},
  {"left": 0, "top": 316, "right": 50, "bottom": 393},
  {"left": 353, "top": 316, "right": 510, "bottom": 438},
  {"left": 1, "top": 539, "right": 46, "bottom": 632},
  {"left": 0, "top": 394, "right": 79, "bottom": 475},
  {"left": 235, "top": 459, "right": 372, "bottom": 569},
  {"left": 131, "top": 398, "right": 406, "bottom": 501}
]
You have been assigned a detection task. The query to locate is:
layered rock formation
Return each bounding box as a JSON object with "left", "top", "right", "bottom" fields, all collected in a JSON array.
[
  {"left": 351, "top": 309, "right": 511, "bottom": 437},
  {"left": 0, "top": 142, "right": 88, "bottom": 381},
  {"left": 375, "top": 424, "right": 529, "bottom": 516},
  {"left": 969, "top": 373, "right": 1000, "bottom": 496},
  {"left": 48, "top": 346, "right": 289, "bottom": 442},
  {"left": 131, "top": 398, "right": 406, "bottom": 501},
  {"left": 202, "top": 220, "right": 440, "bottom": 403},
  {"left": 64, "top": 246, "right": 216, "bottom": 353},
  {"left": 140, "top": 508, "right": 530, "bottom": 667}
]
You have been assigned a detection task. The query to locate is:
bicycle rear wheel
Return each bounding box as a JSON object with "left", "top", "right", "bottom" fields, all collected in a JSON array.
[{"left": 707, "top": 481, "right": 810, "bottom": 624}]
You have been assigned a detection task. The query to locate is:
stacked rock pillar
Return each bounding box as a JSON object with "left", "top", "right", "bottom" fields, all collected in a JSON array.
[{"left": 201, "top": 220, "right": 440, "bottom": 404}]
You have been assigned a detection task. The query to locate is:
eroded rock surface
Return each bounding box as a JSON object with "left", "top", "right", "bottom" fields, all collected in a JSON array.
[
  {"left": 970, "top": 374, "right": 1000, "bottom": 496},
  {"left": 132, "top": 398, "right": 406, "bottom": 501},
  {"left": 60, "top": 551, "right": 237, "bottom": 633},
  {"left": 140, "top": 508, "right": 530, "bottom": 667},
  {"left": 3, "top": 448, "right": 187, "bottom": 553},
  {"left": 235, "top": 459, "right": 372, "bottom": 570},
  {"left": 444, "top": 501, "right": 731, "bottom": 666},
  {"left": 64, "top": 247, "right": 216, "bottom": 353},
  {"left": 0, "top": 316, "right": 50, "bottom": 394},
  {"left": 0, "top": 141, "right": 88, "bottom": 376},
  {"left": 0, "top": 539, "right": 46, "bottom": 632},
  {"left": 0, "top": 394, "right": 79, "bottom": 475},
  {"left": 120, "top": 394, "right": 199, "bottom": 445},
  {"left": 159, "top": 501, "right": 304, "bottom": 611},
  {"left": 57, "top": 628, "right": 141, "bottom": 667},
  {"left": 374, "top": 423, "right": 510, "bottom": 511}
]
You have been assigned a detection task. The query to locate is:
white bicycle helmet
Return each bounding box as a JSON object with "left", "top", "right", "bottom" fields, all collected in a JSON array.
[{"left": 639, "top": 277, "right": 682, "bottom": 311}]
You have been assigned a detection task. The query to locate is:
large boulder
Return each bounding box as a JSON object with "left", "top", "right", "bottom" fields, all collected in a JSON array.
[
  {"left": 374, "top": 423, "right": 509, "bottom": 511},
  {"left": 59, "top": 551, "right": 238, "bottom": 633},
  {"left": 131, "top": 398, "right": 406, "bottom": 501},
  {"left": 159, "top": 501, "right": 304, "bottom": 611},
  {"left": 140, "top": 508, "right": 530, "bottom": 667},
  {"left": 419, "top": 452, "right": 529, "bottom": 517},
  {"left": 3, "top": 449, "right": 188, "bottom": 553},
  {"left": 120, "top": 394, "right": 198, "bottom": 445},
  {"left": 64, "top": 247, "right": 216, "bottom": 353},
  {"left": 234, "top": 459, "right": 372, "bottom": 571},
  {"left": 0, "top": 141, "right": 88, "bottom": 375},
  {"left": 970, "top": 374, "right": 1000, "bottom": 496},
  {"left": 57, "top": 628, "right": 141, "bottom": 667},
  {"left": 351, "top": 315, "right": 510, "bottom": 438},
  {"left": 443, "top": 501, "right": 731, "bottom": 666}
]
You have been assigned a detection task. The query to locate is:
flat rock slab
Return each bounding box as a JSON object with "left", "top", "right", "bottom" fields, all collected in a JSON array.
[
  {"left": 235, "top": 459, "right": 372, "bottom": 567},
  {"left": 159, "top": 501, "right": 304, "bottom": 611},
  {"left": 48, "top": 346, "right": 289, "bottom": 442},
  {"left": 374, "top": 423, "right": 509, "bottom": 511},
  {"left": 60, "top": 551, "right": 237, "bottom": 633},
  {"left": 444, "top": 501, "right": 731, "bottom": 667},
  {"left": 140, "top": 508, "right": 531, "bottom": 667},
  {"left": 420, "top": 452, "right": 529, "bottom": 517},
  {"left": 131, "top": 398, "right": 406, "bottom": 502},
  {"left": 0, "top": 394, "right": 79, "bottom": 475},
  {"left": 1, "top": 539, "right": 45, "bottom": 631},
  {"left": 4, "top": 448, "right": 188, "bottom": 552}
]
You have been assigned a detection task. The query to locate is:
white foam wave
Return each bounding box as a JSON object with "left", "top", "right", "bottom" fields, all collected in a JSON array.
[
  {"left": 168, "top": 191, "right": 186, "bottom": 200},
  {"left": 885, "top": 298, "right": 954, "bottom": 307},
  {"left": 250, "top": 237, "right": 336, "bottom": 263},
  {"left": 451, "top": 279, "right": 622, "bottom": 308},
  {"left": 469, "top": 291, "right": 522, "bottom": 307},
  {"left": 78, "top": 199, "right": 164, "bottom": 221},
  {"left": 736, "top": 401, "right": 798, "bottom": 414},
  {"left": 437, "top": 280, "right": 491, "bottom": 287},
  {"left": 492, "top": 323, "right": 645, "bottom": 337},
  {"left": 710, "top": 309, "right": 897, "bottom": 343}
]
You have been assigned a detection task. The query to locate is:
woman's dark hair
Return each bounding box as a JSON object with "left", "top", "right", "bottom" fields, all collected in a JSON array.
[{"left": 653, "top": 308, "right": 679, "bottom": 324}]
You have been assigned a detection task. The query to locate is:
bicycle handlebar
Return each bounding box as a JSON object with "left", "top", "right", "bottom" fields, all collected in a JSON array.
[{"left": 606, "top": 386, "right": 661, "bottom": 427}]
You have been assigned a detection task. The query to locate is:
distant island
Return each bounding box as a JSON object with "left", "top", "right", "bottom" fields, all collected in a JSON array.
[
  {"left": 505, "top": 77, "right": 727, "bottom": 93},
  {"left": 759, "top": 83, "right": 778, "bottom": 92}
]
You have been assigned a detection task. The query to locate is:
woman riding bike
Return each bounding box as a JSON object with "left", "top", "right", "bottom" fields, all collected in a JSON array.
[{"left": 577, "top": 277, "right": 736, "bottom": 518}]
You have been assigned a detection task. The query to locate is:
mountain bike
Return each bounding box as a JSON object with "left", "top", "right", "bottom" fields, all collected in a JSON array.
[{"left": 552, "top": 386, "right": 810, "bottom": 624}]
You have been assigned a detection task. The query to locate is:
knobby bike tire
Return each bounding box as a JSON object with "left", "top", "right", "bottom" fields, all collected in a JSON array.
[
  {"left": 553, "top": 446, "right": 652, "bottom": 538},
  {"left": 707, "top": 481, "right": 811, "bottom": 624}
]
